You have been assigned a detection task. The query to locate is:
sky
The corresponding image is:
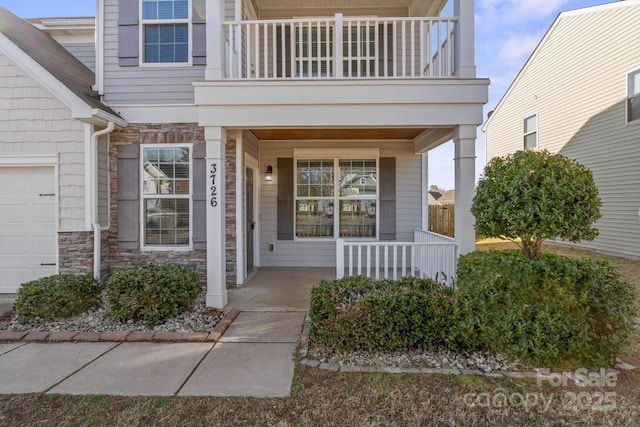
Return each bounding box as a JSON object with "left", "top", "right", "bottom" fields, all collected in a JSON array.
[{"left": 0, "top": 0, "right": 613, "bottom": 189}]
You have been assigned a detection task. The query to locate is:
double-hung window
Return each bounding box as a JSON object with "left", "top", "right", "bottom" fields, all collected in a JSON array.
[
  {"left": 295, "top": 158, "right": 377, "bottom": 239},
  {"left": 142, "top": 0, "right": 190, "bottom": 64},
  {"left": 142, "top": 145, "right": 191, "bottom": 247},
  {"left": 523, "top": 114, "right": 537, "bottom": 150},
  {"left": 628, "top": 69, "right": 640, "bottom": 123}
]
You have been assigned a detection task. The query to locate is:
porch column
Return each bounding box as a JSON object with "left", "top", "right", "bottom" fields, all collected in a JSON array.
[
  {"left": 454, "top": 0, "right": 476, "bottom": 78},
  {"left": 421, "top": 152, "right": 428, "bottom": 231},
  {"left": 206, "top": 0, "right": 225, "bottom": 80},
  {"left": 205, "top": 126, "right": 228, "bottom": 308},
  {"left": 453, "top": 125, "right": 476, "bottom": 255}
]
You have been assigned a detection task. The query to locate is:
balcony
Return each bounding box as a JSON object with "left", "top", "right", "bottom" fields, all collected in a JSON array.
[{"left": 221, "top": 15, "right": 457, "bottom": 80}]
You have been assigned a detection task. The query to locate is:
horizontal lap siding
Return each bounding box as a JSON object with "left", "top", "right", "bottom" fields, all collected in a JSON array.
[
  {"left": 103, "top": 0, "right": 206, "bottom": 105},
  {"left": 0, "top": 53, "right": 86, "bottom": 231},
  {"left": 485, "top": 5, "right": 640, "bottom": 258},
  {"left": 61, "top": 42, "right": 96, "bottom": 72},
  {"left": 259, "top": 140, "right": 422, "bottom": 267}
]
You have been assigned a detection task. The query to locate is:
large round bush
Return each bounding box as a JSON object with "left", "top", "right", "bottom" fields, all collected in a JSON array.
[
  {"left": 451, "top": 250, "right": 637, "bottom": 368},
  {"left": 106, "top": 264, "right": 201, "bottom": 327},
  {"left": 14, "top": 274, "right": 101, "bottom": 322}
]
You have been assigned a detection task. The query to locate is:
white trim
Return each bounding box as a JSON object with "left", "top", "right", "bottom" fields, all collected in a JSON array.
[
  {"left": 0, "top": 155, "right": 58, "bottom": 166},
  {"left": 626, "top": 67, "right": 640, "bottom": 125},
  {"left": 421, "top": 152, "right": 428, "bottom": 230},
  {"left": 245, "top": 153, "right": 261, "bottom": 268},
  {"left": 139, "top": 143, "right": 194, "bottom": 251},
  {"left": 235, "top": 131, "right": 245, "bottom": 284},
  {"left": 110, "top": 104, "right": 197, "bottom": 123},
  {"left": 523, "top": 112, "right": 538, "bottom": 150},
  {"left": 94, "top": 0, "right": 105, "bottom": 94},
  {"left": 294, "top": 148, "right": 379, "bottom": 159},
  {"left": 139, "top": 0, "right": 193, "bottom": 67},
  {"left": 84, "top": 124, "right": 93, "bottom": 231}
]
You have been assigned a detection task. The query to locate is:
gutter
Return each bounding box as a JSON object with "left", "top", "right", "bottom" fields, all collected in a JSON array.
[{"left": 90, "top": 121, "right": 115, "bottom": 280}]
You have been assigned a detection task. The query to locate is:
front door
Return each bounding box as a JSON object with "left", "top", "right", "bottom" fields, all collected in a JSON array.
[{"left": 245, "top": 166, "right": 254, "bottom": 275}]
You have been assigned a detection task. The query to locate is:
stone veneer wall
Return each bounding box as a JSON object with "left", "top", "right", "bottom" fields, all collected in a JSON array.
[
  {"left": 58, "top": 231, "right": 94, "bottom": 276},
  {"left": 107, "top": 123, "right": 238, "bottom": 288},
  {"left": 225, "top": 140, "right": 237, "bottom": 286}
]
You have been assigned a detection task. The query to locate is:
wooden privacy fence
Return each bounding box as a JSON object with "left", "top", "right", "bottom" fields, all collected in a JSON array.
[{"left": 428, "top": 203, "right": 454, "bottom": 237}]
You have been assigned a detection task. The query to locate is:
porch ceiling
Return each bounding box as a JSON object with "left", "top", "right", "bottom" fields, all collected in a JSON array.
[
  {"left": 253, "top": 0, "right": 447, "bottom": 18},
  {"left": 249, "top": 128, "right": 427, "bottom": 141}
]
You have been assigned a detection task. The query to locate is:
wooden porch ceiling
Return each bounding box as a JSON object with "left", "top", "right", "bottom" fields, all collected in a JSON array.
[
  {"left": 249, "top": 128, "right": 427, "bottom": 141},
  {"left": 253, "top": 0, "right": 447, "bottom": 18}
]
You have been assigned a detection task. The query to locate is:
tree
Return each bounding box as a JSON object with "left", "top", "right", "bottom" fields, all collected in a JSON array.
[{"left": 471, "top": 150, "right": 602, "bottom": 260}]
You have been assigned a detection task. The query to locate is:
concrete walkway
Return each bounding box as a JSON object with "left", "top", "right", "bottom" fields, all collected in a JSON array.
[{"left": 0, "top": 268, "right": 334, "bottom": 397}]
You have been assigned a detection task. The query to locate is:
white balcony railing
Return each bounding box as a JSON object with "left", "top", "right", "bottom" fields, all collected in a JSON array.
[
  {"left": 223, "top": 15, "right": 457, "bottom": 80},
  {"left": 336, "top": 229, "right": 459, "bottom": 286}
]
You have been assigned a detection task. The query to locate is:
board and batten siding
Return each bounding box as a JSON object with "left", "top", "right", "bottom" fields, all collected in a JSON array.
[
  {"left": 485, "top": 4, "right": 640, "bottom": 259},
  {"left": 60, "top": 42, "right": 96, "bottom": 72},
  {"left": 259, "top": 140, "right": 422, "bottom": 267},
  {"left": 0, "top": 53, "right": 87, "bottom": 232},
  {"left": 103, "top": 0, "right": 235, "bottom": 106}
]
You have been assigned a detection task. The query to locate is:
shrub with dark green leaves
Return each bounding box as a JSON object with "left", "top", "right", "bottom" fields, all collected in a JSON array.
[
  {"left": 13, "top": 274, "right": 101, "bottom": 322},
  {"left": 450, "top": 250, "right": 637, "bottom": 368},
  {"left": 310, "top": 276, "right": 456, "bottom": 352},
  {"left": 106, "top": 264, "right": 200, "bottom": 327}
]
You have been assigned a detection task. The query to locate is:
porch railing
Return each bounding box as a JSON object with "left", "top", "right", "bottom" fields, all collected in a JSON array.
[
  {"left": 335, "top": 229, "right": 458, "bottom": 286},
  {"left": 223, "top": 15, "right": 457, "bottom": 80}
]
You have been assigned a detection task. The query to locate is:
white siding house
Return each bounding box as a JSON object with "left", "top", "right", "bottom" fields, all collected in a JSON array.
[
  {"left": 483, "top": 1, "right": 640, "bottom": 259},
  {"left": 1, "top": 0, "right": 489, "bottom": 308}
]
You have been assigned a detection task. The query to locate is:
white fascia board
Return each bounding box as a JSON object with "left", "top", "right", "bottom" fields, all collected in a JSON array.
[{"left": 111, "top": 104, "right": 198, "bottom": 123}]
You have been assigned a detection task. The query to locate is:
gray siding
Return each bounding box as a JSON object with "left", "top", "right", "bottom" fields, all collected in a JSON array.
[
  {"left": 98, "top": 134, "right": 109, "bottom": 227},
  {"left": 0, "top": 53, "right": 87, "bottom": 231},
  {"left": 259, "top": 140, "right": 422, "bottom": 267},
  {"left": 484, "top": 4, "right": 640, "bottom": 259},
  {"left": 61, "top": 42, "right": 96, "bottom": 72}
]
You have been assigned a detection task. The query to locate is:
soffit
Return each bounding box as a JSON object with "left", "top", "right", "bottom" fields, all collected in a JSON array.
[{"left": 249, "top": 128, "right": 426, "bottom": 141}]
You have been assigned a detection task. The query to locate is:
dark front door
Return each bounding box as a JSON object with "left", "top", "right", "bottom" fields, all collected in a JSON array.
[{"left": 246, "top": 166, "right": 254, "bottom": 275}]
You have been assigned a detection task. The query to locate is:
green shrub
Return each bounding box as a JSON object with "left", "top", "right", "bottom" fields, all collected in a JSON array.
[
  {"left": 14, "top": 274, "right": 101, "bottom": 322},
  {"left": 450, "top": 250, "right": 637, "bottom": 368},
  {"left": 106, "top": 264, "right": 200, "bottom": 327},
  {"left": 309, "top": 276, "right": 456, "bottom": 352}
]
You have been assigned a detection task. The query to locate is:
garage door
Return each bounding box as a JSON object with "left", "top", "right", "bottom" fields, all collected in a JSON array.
[{"left": 0, "top": 167, "right": 57, "bottom": 293}]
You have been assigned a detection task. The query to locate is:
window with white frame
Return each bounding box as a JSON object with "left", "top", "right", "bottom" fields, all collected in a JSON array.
[
  {"left": 142, "top": 0, "right": 189, "bottom": 64},
  {"left": 295, "top": 158, "right": 377, "bottom": 238},
  {"left": 142, "top": 145, "right": 191, "bottom": 247},
  {"left": 524, "top": 114, "right": 537, "bottom": 150},
  {"left": 628, "top": 69, "right": 640, "bottom": 123}
]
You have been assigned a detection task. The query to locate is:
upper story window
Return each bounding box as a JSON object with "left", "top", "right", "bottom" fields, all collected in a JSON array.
[
  {"left": 142, "top": 0, "right": 190, "bottom": 64},
  {"left": 628, "top": 69, "right": 640, "bottom": 123},
  {"left": 524, "top": 114, "right": 537, "bottom": 150},
  {"left": 142, "top": 145, "right": 191, "bottom": 247},
  {"left": 295, "top": 158, "right": 377, "bottom": 239}
]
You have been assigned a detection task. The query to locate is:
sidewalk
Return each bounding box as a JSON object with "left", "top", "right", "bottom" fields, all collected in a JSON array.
[{"left": 0, "top": 268, "right": 333, "bottom": 397}]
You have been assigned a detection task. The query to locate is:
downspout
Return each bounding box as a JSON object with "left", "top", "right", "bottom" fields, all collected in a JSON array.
[{"left": 91, "top": 122, "right": 115, "bottom": 280}]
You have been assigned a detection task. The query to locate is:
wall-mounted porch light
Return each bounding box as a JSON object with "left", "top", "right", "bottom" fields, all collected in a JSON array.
[{"left": 265, "top": 165, "right": 273, "bottom": 182}]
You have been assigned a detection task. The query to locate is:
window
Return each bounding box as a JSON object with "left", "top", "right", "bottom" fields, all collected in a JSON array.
[
  {"left": 628, "top": 69, "right": 640, "bottom": 123},
  {"left": 142, "top": 0, "right": 189, "bottom": 64},
  {"left": 142, "top": 145, "right": 191, "bottom": 247},
  {"left": 524, "top": 114, "right": 537, "bottom": 150},
  {"left": 295, "top": 158, "right": 377, "bottom": 238}
]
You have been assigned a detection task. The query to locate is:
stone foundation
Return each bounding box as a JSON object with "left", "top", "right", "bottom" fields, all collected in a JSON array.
[{"left": 58, "top": 231, "right": 94, "bottom": 276}]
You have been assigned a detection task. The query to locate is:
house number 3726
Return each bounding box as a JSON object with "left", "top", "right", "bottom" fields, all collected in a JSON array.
[{"left": 210, "top": 163, "right": 218, "bottom": 208}]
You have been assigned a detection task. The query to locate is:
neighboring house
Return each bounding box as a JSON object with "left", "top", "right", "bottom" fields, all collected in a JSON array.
[
  {"left": 483, "top": 1, "right": 640, "bottom": 260},
  {"left": 437, "top": 189, "right": 455, "bottom": 205},
  {"left": 0, "top": 0, "right": 488, "bottom": 308}
]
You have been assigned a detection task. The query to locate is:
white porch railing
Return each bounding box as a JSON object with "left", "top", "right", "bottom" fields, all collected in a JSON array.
[
  {"left": 336, "top": 229, "right": 459, "bottom": 286},
  {"left": 223, "top": 15, "right": 457, "bottom": 80}
]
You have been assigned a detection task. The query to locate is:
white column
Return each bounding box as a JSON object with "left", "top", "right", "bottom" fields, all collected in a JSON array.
[
  {"left": 206, "top": 0, "right": 225, "bottom": 80},
  {"left": 421, "top": 152, "right": 428, "bottom": 231},
  {"left": 205, "top": 126, "right": 228, "bottom": 308},
  {"left": 454, "top": 125, "right": 477, "bottom": 255},
  {"left": 454, "top": 0, "right": 476, "bottom": 78}
]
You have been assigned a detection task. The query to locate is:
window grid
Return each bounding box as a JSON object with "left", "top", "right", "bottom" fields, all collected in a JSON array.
[
  {"left": 142, "top": 0, "right": 190, "bottom": 64},
  {"left": 141, "top": 145, "right": 191, "bottom": 247},
  {"left": 524, "top": 114, "right": 537, "bottom": 150}
]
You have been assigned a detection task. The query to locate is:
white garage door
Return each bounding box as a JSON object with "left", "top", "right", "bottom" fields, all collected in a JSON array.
[{"left": 0, "top": 167, "right": 57, "bottom": 293}]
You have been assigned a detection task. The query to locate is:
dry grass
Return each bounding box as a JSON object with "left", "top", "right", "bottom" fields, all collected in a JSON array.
[{"left": 1, "top": 240, "right": 639, "bottom": 426}]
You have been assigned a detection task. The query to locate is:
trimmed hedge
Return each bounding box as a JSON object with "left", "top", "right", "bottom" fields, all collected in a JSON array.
[
  {"left": 14, "top": 274, "right": 101, "bottom": 322},
  {"left": 451, "top": 250, "right": 637, "bottom": 368},
  {"left": 106, "top": 264, "right": 200, "bottom": 327},
  {"left": 309, "top": 276, "right": 456, "bottom": 352}
]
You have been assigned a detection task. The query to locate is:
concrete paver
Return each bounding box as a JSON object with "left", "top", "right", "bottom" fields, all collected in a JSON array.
[
  {"left": 0, "top": 342, "right": 116, "bottom": 394},
  {"left": 0, "top": 343, "right": 24, "bottom": 355},
  {"left": 220, "top": 311, "right": 306, "bottom": 343},
  {"left": 50, "top": 342, "right": 213, "bottom": 396},
  {"left": 179, "top": 342, "right": 297, "bottom": 397}
]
